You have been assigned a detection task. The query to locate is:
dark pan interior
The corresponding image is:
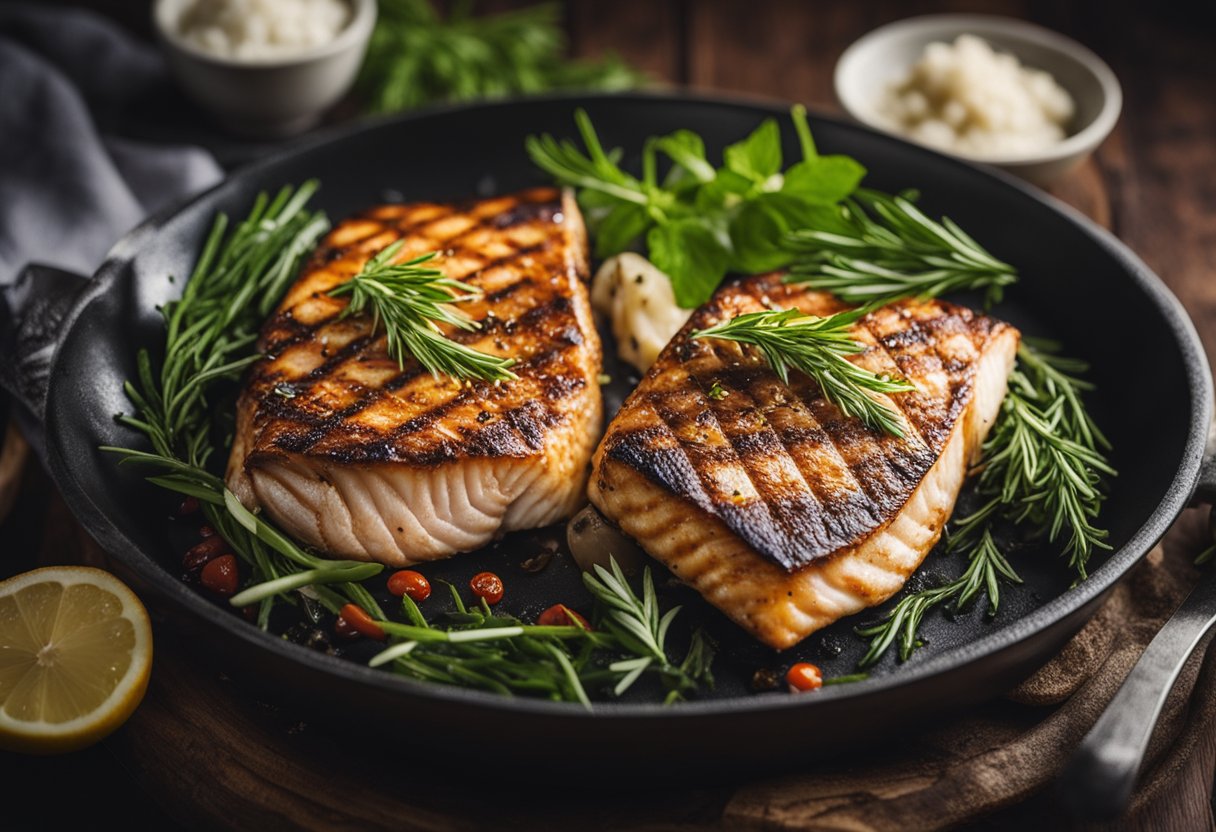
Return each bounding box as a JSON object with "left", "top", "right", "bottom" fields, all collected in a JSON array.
[{"left": 43, "top": 94, "right": 1211, "bottom": 764}]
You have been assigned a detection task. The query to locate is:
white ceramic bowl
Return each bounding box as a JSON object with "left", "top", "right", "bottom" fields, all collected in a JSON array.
[
  {"left": 834, "top": 15, "right": 1122, "bottom": 186},
  {"left": 153, "top": 0, "right": 376, "bottom": 138}
]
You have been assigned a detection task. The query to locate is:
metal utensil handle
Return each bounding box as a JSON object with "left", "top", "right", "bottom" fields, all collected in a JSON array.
[{"left": 1058, "top": 507, "right": 1216, "bottom": 820}]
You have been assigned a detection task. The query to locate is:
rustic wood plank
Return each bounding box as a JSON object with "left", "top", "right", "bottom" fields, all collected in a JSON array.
[
  {"left": 105, "top": 624, "right": 730, "bottom": 831},
  {"left": 1086, "top": 14, "right": 1216, "bottom": 364},
  {"left": 0, "top": 421, "right": 28, "bottom": 525},
  {"left": 564, "top": 0, "right": 685, "bottom": 84}
]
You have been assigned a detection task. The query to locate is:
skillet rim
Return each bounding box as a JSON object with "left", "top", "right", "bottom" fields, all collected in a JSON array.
[{"left": 43, "top": 90, "right": 1215, "bottom": 720}]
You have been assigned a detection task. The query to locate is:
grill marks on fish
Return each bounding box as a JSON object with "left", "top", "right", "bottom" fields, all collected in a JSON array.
[
  {"left": 246, "top": 188, "right": 588, "bottom": 466},
  {"left": 601, "top": 274, "right": 996, "bottom": 573},
  {"left": 226, "top": 188, "right": 602, "bottom": 566},
  {"left": 589, "top": 274, "right": 1019, "bottom": 648}
]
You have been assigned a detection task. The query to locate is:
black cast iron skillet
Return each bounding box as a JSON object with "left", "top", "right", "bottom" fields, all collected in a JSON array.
[{"left": 31, "top": 93, "right": 1216, "bottom": 772}]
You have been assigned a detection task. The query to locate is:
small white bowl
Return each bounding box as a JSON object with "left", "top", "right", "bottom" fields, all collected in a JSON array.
[
  {"left": 153, "top": 0, "right": 376, "bottom": 138},
  {"left": 834, "top": 15, "right": 1122, "bottom": 186}
]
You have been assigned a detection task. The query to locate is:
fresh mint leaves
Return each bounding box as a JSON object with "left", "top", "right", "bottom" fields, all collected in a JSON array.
[{"left": 527, "top": 105, "right": 866, "bottom": 308}]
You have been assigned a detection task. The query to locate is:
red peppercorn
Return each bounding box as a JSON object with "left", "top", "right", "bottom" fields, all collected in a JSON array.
[
  {"left": 387, "top": 570, "right": 431, "bottom": 602},
  {"left": 338, "top": 603, "right": 386, "bottom": 641},
  {"left": 785, "top": 662, "right": 824, "bottom": 693},
  {"left": 199, "top": 525, "right": 216, "bottom": 538},
  {"left": 177, "top": 496, "right": 200, "bottom": 517},
  {"left": 183, "top": 535, "right": 228, "bottom": 571},
  {"left": 333, "top": 615, "right": 361, "bottom": 640},
  {"left": 469, "top": 571, "right": 504, "bottom": 605},
  {"left": 537, "top": 604, "right": 590, "bottom": 629},
  {"left": 200, "top": 554, "right": 239, "bottom": 597}
]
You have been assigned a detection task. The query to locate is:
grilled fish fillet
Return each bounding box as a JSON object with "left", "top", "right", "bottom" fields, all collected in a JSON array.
[
  {"left": 226, "top": 188, "right": 602, "bottom": 566},
  {"left": 588, "top": 273, "right": 1018, "bottom": 649}
]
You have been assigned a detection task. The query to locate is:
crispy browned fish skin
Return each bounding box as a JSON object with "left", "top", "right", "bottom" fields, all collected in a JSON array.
[
  {"left": 589, "top": 273, "right": 1018, "bottom": 649},
  {"left": 226, "top": 188, "right": 602, "bottom": 566}
]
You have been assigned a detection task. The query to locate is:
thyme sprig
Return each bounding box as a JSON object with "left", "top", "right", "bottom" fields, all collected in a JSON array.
[
  {"left": 368, "top": 560, "right": 715, "bottom": 707},
  {"left": 328, "top": 241, "right": 516, "bottom": 382},
  {"left": 104, "top": 182, "right": 386, "bottom": 627},
  {"left": 785, "top": 189, "right": 1018, "bottom": 307},
  {"left": 691, "top": 307, "right": 915, "bottom": 437}
]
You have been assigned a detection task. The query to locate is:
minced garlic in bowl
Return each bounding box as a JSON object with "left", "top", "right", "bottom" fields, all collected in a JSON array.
[
  {"left": 877, "top": 34, "right": 1075, "bottom": 158},
  {"left": 176, "top": 0, "right": 353, "bottom": 62}
]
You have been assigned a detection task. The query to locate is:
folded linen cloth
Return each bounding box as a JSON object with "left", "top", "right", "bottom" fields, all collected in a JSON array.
[{"left": 0, "top": 3, "right": 222, "bottom": 286}]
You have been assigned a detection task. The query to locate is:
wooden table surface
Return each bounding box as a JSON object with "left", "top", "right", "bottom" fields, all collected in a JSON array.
[{"left": 6, "top": 1, "right": 1216, "bottom": 829}]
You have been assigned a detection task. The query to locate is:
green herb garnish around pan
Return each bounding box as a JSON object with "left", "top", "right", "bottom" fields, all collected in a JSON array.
[
  {"left": 785, "top": 189, "right": 1019, "bottom": 307},
  {"left": 101, "top": 182, "right": 388, "bottom": 629},
  {"left": 369, "top": 560, "right": 714, "bottom": 707},
  {"left": 853, "top": 341, "right": 1114, "bottom": 667}
]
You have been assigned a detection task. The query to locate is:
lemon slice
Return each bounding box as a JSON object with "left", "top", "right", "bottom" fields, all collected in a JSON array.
[{"left": 0, "top": 566, "right": 153, "bottom": 754}]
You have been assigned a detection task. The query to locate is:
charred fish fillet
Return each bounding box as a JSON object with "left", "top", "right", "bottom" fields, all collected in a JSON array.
[
  {"left": 226, "top": 188, "right": 602, "bottom": 566},
  {"left": 589, "top": 273, "right": 1018, "bottom": 649}
]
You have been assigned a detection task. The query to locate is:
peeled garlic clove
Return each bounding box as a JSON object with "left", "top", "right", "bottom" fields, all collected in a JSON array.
[{"left": 566, "top": 504, "right": 646, "bottom": 576}]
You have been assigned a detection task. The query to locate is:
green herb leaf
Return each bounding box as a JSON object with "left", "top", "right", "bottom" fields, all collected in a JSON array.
[
  {"left": 856, "top": 529, "right": 1022, "bottom": 668},
  {"left": 781, "top": 156, "right": 867, "bottom": 205},
  {"left": 723, "top": 117, "right": 783, "bottom": 184},
  {"left": 363, "top": 558, "right": 713, "bottom": 705},
  {"left": 968, "top": 343, "right": 1116, "bottom": 578},
  {"left": 854, "top": 341, "right": 1113, "bottom": 667},
  {"left": 729, "top": 193, "right": 837, "bottom": 275},
  {"left": 593, "top": 202, "right": 651, "bottom": 258},
  {"left": 527, "top": 106, "right": 869, "bottom": 307},
  {"left": 654, "top": 129, "right": 717, "bottom": 185},
  {"left": 647, "top": 219, "right": 731, "bottom": 308}
]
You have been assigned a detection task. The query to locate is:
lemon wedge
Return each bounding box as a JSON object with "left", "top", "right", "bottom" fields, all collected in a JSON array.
[{"left": 0, "top": 566, "right": 153, "bottom": 754}]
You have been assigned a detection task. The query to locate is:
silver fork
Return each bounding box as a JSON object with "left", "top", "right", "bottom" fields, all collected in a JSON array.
[{"left": 1058, "top": 503, "right": 1216, "bottom": 819}]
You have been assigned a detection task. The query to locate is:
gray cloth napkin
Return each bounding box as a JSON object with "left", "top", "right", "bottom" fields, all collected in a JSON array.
[
  {"left": 0, "top": 3, "right": 223, "bottom": 450},
  {"left": 0, "top": 3, "right": 222, "bottom": 285}
]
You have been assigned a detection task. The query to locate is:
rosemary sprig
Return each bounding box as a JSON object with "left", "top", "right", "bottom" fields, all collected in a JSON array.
[
  {"left": 856, "top": 529, "right": 1022, "bottom": 667},
  {"left": 855, "top": 341, "right": 1114, "bottom": 667},
  {"left": 691, "top": 307, "right": 915, "bottom": 437},
  {"left": 367, "top": 560, "right": 715, "bottom": 707},
  {"left": 328, "top": 241, "right": 516, "bottom": 382},
  {"left": 965, "top": 345, "right": 1116, "bottom": 578},
  {"left": 104, "top": 182, "right": 387, "bottom": 627},
  {"left": 785, "top": 189, "right": 1018, "bottom": 306}
]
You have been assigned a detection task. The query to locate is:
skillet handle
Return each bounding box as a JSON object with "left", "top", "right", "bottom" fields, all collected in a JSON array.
[
  {"left": 0, "top": 264, "right": 91, "bottom": 424},
  {"left": 1057, "top": 520, "right": 1216, "bottom": 820},
  {"left": 1190, "top": 413, "right": 1216, "bottom": 505}
]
